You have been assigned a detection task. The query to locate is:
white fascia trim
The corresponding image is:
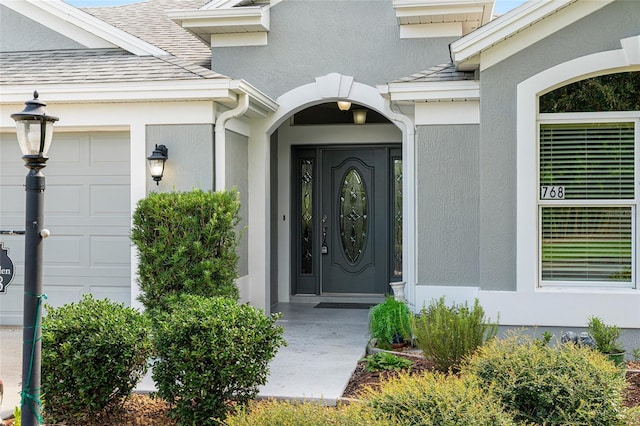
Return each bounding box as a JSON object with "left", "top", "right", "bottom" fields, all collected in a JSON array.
[
  {"left": 400, "top": 22, "right": 463, "bottom": 38},
  {"left": 451, "top": 0, "right": 614, "bottom": 69},
  {"left": 211, "top": 32, "right": 267, "bottom": 47},
  {"left": 392, "top": 0, "right": 493, "bottom": 23},
  {"left": 202, "top": 0, "right": 275, "bottom": 9},
  {"left": 4, "top": 0, "right": 168, "bottom": 56},
  {"left": 168, "top": 6, "right": 269, "bottom": 33},
  {"left": 381, "top": 80, "right": 480, "bottom": 102},
  {"left": 233, "top": 80, "right": 279, "bottom": 117},
  {"left": 0, "top": 79, "right": 238, "bottom": 104},
  {"left": 415, "top": 100, "right": 480, "bottom": 125}
]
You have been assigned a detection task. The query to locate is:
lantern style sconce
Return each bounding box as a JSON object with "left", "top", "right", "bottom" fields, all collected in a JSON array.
[
  {"left": 147, "top": 144, "right": 168, "bottom": 185},
  {"left": 352, "top": 109, "right": 367, "bottom": 125},
  {"left": 337, "top": 101, "right": 352, "bottom": 111}
]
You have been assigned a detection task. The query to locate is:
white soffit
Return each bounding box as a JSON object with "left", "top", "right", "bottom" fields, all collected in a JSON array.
[
  {"left": 451, "top": 0, "right": 615, "bottom": 71},
  {"left": 392, "top": 0, "right": 494, "bottom": 38},
  {"left": 168, "top": 5, "right": 270, "bottom": 47},
  {"left": 2, "top": 0, "right": 168, "bottom": 56}
]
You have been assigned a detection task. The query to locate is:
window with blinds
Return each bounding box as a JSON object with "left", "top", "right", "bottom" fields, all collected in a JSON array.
[{"left": 539, "top": 121, "right": 636, "bottom": 286}]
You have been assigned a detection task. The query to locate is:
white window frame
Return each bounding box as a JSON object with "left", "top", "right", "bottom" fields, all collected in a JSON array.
[{"left": 537, "top": 113, "right": 640, "bottom": 289}]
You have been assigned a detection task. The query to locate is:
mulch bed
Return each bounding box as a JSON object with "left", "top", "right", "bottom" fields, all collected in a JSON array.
[{"left": 342, "top": 353, "right": 640, "bottom": 408}]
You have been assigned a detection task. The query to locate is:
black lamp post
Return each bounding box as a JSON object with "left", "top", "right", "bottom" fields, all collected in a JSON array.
[{"left": 11, "top": 91, "right": 58, "bottom": 426}]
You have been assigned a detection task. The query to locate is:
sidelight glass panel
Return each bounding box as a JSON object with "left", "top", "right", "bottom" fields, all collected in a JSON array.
[
  {"left": 340, "top": 168, "right": 368, "bottom": 264},
  {"left": 393, "top": 159, "right": 403, "bottom": 276},
  {"left": 301, "top": 159, "right": 313, "bottom": 274}
]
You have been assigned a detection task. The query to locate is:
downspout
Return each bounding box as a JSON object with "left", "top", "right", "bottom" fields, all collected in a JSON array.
[
  {"left": 383, "top": 95, "right": 417, "bottom": 311},
  {"left": 215, "top": 92, "right": 250, "bottom": 191}
]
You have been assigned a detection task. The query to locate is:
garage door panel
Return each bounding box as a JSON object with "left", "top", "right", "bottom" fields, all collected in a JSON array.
[
  {"left": 90, "top": 135, "right": 129, "bottom": 166},
  {"left": 46, "top": 185, "right": 83, "bottom": 214},
  {"left": 91, "top": 185, "right": 130, "bottom": 215},
  {"left": 49, "top": 136, "right": 82, "bottom": 163},
  {"left": 91, "top": 235, "right": 130, "bottom": 267},
  {"left": 45, "top": 235, "right": 83, "bottom": 265},
  {"left": 0, "top": 184, "right": 24, "bottom": 214}
]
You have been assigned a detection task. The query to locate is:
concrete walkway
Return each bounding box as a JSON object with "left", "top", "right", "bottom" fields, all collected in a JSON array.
[{"left": 1, "top": 303, "right": 369, "bottom": 417}]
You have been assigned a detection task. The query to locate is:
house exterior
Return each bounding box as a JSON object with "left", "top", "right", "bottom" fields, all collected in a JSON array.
[{"left": 1, "top": 0, "right": 639, "bottom": 340}]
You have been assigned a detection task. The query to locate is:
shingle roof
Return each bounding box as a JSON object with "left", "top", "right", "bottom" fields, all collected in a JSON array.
[
  {"left": 80, "top": 0, "right": 212, "bottom": 68},
  {"left": 391, "top": 63, "right": 477, "bottom": 83},
  {"left": 0, "top": 49, "right": 226, "bottom": 85}
]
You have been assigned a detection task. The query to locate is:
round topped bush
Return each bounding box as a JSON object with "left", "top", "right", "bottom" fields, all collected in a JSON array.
[{"left": 41, "top": 295, "right": 152, "bottom": 424}]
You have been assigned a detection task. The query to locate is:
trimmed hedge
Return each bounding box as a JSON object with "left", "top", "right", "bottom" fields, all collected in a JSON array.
[
  {"left": 131, "top": 189, "right": 241, "bottom": 310},
  {"left": 360, "top": 372, "right": 515, "bottom": 425},
  {"left": 151, "top": 294, "right": 286, "bottom": 425},
  {"left": 41, "top": 295, "right": 152, "bottom": 424},
  {"left": 463, "top": 334, "right": 629, "bottom": 425}
]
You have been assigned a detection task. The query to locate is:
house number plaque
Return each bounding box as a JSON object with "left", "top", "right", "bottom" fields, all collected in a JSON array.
[{"left": 0, "top": 243, "right": 15, "bottom": 294}]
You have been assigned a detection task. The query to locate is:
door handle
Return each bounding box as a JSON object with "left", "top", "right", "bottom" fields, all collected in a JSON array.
[{"left": 322, "top": 214, "right": 328, "bottom": 254}]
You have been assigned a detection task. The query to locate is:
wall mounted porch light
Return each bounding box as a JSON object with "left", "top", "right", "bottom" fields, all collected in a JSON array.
[
  {"left": 352, "top": 109, "right": 368, "bottom": 125},
  {"left": 337, "top": 101, "right": 352, "bottom": 111},
  {"left": 147, "top": 144, "right": 168, "bottom": 185},
  {"left": 11, "top": 90, "right": 58, "bottom": 426}
]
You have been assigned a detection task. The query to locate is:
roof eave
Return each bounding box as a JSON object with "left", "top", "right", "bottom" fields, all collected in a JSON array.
[{"left": 3, "top": 0, "right": 169, "bottom": 56}]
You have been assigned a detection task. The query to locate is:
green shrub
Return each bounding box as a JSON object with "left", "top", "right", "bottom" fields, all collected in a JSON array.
[
  {"left": 463, "top": 334, "right": 629, "bottom": 425},
  {"left": 225, "top": 400, "right": 384, "bottom": 426},
  {"left": 588, "top": 316, "right": 624, "bottom": 354},
  {"left": 151, "top": 294, "right": 286, "bottom": 425},
  {"left": 131, "top": 189, "right": 241, "bottom": 310},
  {"left": 369, "top": 296, "right": 412, "bottom": 349},
  {"left": 411, "top": 297, "right": 497, "bottom": 372},
  {"left": 361, "top": 352, "right": 413, "bottom": 372},
  {"left": 42, "top": 295, "right": 152, "bottom": 424},
  {"left": 360, "top": 372, "right": 515, "bottom": 425}
]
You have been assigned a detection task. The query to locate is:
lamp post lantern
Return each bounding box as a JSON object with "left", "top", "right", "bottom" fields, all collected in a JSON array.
[{"left": 11, "top": 91, "right": 58, "bottom": 426}]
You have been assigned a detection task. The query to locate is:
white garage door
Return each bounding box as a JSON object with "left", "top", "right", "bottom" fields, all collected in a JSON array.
[{"left": 0, "top": 132, "right": 131, "bottom": 325}]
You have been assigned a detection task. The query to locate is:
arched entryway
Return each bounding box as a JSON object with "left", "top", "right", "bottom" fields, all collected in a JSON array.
[{"left": 253, "top": 73, "right": 415, "bottom": 309}]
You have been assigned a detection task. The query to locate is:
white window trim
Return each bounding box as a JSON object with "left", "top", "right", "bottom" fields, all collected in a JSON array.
[
  {"left": 483, "top": 36, "right": 640, "bottom": 328},
  {"left": 536, "top": 114, "right": 639, "bottom": 289}
]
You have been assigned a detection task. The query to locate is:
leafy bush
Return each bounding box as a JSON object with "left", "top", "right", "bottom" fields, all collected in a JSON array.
[
  {"left": 131, "top": 189, "right": 241, "bottom": 310},
  {"left": 588, "top": 316, "right": 624, "bottom": 354},
  {"left": 463, "top": 334, "right": 629, "bottom": 425},
  {"left": 411, "top": 297, "right": 497, "bottom": 372},
  {"left": 225, "top": 400, "right": 384, "bottom": 426},
  {"left": 369, "top": 296, "right": 412, "bottom": 349},
  {"left": 360, "top": 372, "right": 515, "bottom": 425},
  {"left": 151, "top": 294, "right": 286, "bottom": 425},
  {"left": 361, "top": 352, "right": 413, "bottom": 372},
  {"left": 42, "top": 295, "right": 152, "bottom": 424}
]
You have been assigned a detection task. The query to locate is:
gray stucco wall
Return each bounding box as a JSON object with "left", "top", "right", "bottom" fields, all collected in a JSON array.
[
  {"left": 0, "top": 4, "right": 86, "bottom": 52},
  {"left": 146, "top": 124, "right": 214, "bottom": 192},
  {"left": 225, "top": 130, "right": 249, "bottom": 277},
  {"left": 416, "top": 125, "right": 479, "bottom": 287},
  {"left": 478, "top": 0, "right": 639, "bottom": 291},
  {"left": 212, "top": 0, "right": 455, "bottom": 99}
]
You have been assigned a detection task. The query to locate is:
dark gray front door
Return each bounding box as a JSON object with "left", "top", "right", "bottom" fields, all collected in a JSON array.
[{"left": 292, "top": 146, "right": 400, "bottom": 295}]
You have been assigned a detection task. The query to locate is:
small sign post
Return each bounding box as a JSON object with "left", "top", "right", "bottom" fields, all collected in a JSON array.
[{"left": 0, "top": 242, "right": 15, "bottom": 294}]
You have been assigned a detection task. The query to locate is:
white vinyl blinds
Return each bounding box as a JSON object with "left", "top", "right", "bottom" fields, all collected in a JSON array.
[{"left": 539, "top": 121, "right": 636, "bottom": 286}]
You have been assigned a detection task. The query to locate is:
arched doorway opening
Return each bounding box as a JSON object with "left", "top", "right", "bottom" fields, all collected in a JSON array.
[{"left": 270, "top": 100, "right": 402, "bottom": 305}]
